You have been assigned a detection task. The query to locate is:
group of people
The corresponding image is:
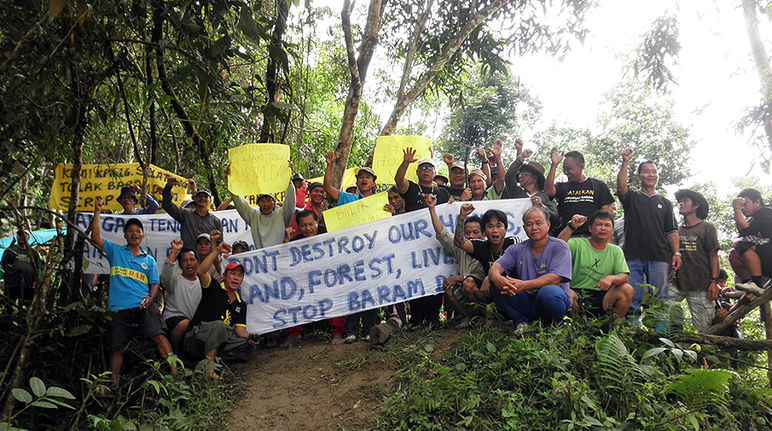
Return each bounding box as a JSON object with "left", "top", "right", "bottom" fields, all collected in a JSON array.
[{"left": 3, "top": 139, "right": 770, "bottom": 388}]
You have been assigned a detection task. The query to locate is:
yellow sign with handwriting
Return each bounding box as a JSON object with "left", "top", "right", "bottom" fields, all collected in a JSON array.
[
  {"left": 323, "top": 191, "right": 390, "bottom": 232},
  {"left": 228, "top": 144, "right": 291, "bottom": 196},
  {"left": 371, "top": 136, "right": 432, "bottom": 185}
]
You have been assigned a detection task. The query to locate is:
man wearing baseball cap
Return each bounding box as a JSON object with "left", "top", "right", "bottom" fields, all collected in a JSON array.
[
  {"left": 185, "top": 241, "right": 260, "bottom": 377},
  {"left": 117, "top": 184, "right": 160, "bottom": 215},
  {"left": 323, "top": 151, "right": 378, "bottom": 206},
  {"left": 162, "top": 177, "right": 223, "bottom": 251},
  {"left": 395, "top": 149, "right": 450, "bottom": 213},
  {"left": 225, "top": 163, "right": 295, "bottom": 250}
]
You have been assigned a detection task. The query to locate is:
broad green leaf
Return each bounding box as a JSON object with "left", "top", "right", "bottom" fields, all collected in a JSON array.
[
  {"left": 47, "top": 386, "right": 76, "bottom": 399},
  {"left": 66, "top": 324, "right": 92, "bottom": 337},
  {"left": 12, "top": 388, "right": 32, "bottom": 404},
  {"left": 30, "top": 400, "right": 57, "bottom": 409},
  {"left": 486, "top": 342, "right": 497, "bottom": 353},
  {"left": 658, "top": 337, "right": 675, "bottom": 347},
  {"left": 641, "top": 347, "right": 667, "bottom": 361},
  {"left": 29, "top": 377, "right": 46, "bottom": 397}
]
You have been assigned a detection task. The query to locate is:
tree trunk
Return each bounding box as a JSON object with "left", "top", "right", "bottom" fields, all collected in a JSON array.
[
  {"left": 331, "top": 0, "right": 386, "bottom": 187},
  {"left": 258, "top": 0, "right": 291, "bottom": 143},
  {"left": 761, "top": 302, "right": 772, "bottom": 386},
  {"left": 366, "top": 0, "right": 511, "bottom": 166},
  {"left": 742, "top": 0, "right": 772, "bottom": 157},
  {"left": 153, "top": 0, "right": 220, "bottom": 206}
]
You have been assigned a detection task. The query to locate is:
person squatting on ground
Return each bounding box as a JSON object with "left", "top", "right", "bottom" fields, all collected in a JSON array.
[
  {"left": 452, "top": 203, "right": 517, "bottom": 304},
  {"left": 616, "top": 148, "right": 680, "bottom": 316},
  {"left": 671, "top": 189, "right": 720, "bottom": 333},
  {"left": 425, "top": 195, "right": 486, "bottom": 320},
  {"left": 185, "top": 241, "right": 260, "bottom": 378},
  {"left": 729, "top": 188, "right": 772, "bottom": 289},
  {"left": 90, "top": 199, "right": 173, "bottom": 389},
  {"left": 558, "top": 211, "right": 633, "bottom": 319},
  {"left": 161, "top": 239, "right": 202, "bottom": 353},
  {"left": 488, "top": 206, "right": 573, "bottom": 325}
]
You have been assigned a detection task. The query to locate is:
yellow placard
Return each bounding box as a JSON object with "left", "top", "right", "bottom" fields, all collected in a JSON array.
[
  {"left": 228, "top": 144, "right": 291, "bottom": 196},
  {"left": 322, "top": 191, "right": 391, "bottom": 232},
  {"left": 242, "top": 191, "right": 287, "bottom": 207},
  {"left": 49, "top": 163, "right": 188, "bottom": 211},
  {"left": 308, "top": 167, "right": 359, "bottom": 190},
  {"left": 372, "top": 136, "right": 433, "bottom": 185}
]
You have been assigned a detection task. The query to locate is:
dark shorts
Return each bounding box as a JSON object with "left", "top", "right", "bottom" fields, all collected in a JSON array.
[
  {"left": 110, "top": 303, "right": 167, "bottom": 351},
  {"left": 576, "top": 289, "right": 608, "bottom": 316},
  {"left": 737, "top": 242, "right": 772, "bottom": 277},
  {"left": 165, "top": 315, "right": 189, "bottom": 332},
  {"left": 184, "top": 321, "right": 251, "bottom": 362}
]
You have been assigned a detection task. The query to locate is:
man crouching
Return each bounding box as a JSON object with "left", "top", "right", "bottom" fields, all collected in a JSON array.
[{"left": 185, "top": 241, "right": 259, "bottom": 378}]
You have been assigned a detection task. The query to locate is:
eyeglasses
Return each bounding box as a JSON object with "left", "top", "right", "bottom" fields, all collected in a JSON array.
[{"left": 418, "top": 165, "right": 434, "bottom": 171}]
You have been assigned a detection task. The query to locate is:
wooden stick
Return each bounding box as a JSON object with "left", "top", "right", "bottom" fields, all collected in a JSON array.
[
  {"left": 735, "top": 282, "right": 767, "bottom": 296},
  {"left": 708, "top": 286, "right": 772, "bottom": 335}
]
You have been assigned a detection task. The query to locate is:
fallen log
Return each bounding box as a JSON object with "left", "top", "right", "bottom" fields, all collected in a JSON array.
[
  {"left": 697, "top": 334, "right": 772, "bottom": 351},
  {"left": 708, "top": 281, "right": 772, "bottom": 335},
  {"left": 735, "top": 282, "right": 766, "bottom": 296}
]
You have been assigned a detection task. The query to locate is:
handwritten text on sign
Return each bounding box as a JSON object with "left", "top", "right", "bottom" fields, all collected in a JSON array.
[
  {"left": 323, "top": 191, "right": 390, "bottom": 232},
  {"left": 227, "top": 199, "right": 532, "bottom": 334},
  {"left": 371, "top": 136, "right": 432, "bottom": 185},
  {"left": 228, "top": 144, "right": 291, "bottom": 196},
  {"left": 50, "top": 163, "right": 188, "bottom": 211}
]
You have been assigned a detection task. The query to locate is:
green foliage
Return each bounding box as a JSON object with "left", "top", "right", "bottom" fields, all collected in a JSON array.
[
  {"left": 438, "top": 70, "right": 541, "bottom": 161},
  {"left": 642, "top": 299, "right": 685, "bottom": 338},
  {"left": 1, "top": 377, "right": 75, "bottom": 430},
  {"left": 632, "top": 15, "right": 680, "bottom": 93},
  {"left": 376, "top": 318, "right": 772, "bottom": 430}
]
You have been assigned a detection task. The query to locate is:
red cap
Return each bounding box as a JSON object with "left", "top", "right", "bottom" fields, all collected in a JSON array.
[{"left": 224, "top": 261, "right": 245, "bottom": 273}]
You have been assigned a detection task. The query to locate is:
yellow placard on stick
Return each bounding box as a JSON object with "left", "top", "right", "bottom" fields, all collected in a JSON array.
[
  {"left": 323, "top": 191, "right": 391, "bottom": 232},
  {"left": 371, "top": 136, "right": 432, "bottom": 185},
  {"left": 49, "top": 163, "right": 188, "bottom": 211},
  {"left": 228, "top": 144, "right": 291, "bottom": 196}
]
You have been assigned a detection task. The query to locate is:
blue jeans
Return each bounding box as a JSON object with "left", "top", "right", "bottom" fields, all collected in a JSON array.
[
  {"left": 490, "top": 284, "right": 571, "bottom": 324},
  {"left": 627, "top": 259, "right": 670, "bottom": 315}
]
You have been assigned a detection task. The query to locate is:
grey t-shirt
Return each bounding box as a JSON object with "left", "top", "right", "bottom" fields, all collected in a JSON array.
[
  {"left": 160, "top": 260, "right": 202, "bottom": 320},
  {"left": 676, "top": 221, "right": 719, "bottom": 292}
]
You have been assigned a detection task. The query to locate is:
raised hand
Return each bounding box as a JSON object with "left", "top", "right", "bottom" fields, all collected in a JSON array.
[
  {"left": 442, "top": 153, "right": 454, "bottom": 165},
  {"left": 425, "top": 194, "right": 437, "bottom": 209},
  {"left": 288, "top": 159, "right": 295, "bottom": 171},
  {"left": 489, "top": 139, "right": 503, "bottom": 159},
  {"left": 475, "top": 148, "right": 487, "bottom": 160},
  {"left": 170, "top": 239, "right": 183, "bottom": 252},
  {"left": 325, "top": 151, "right": 337, "bottom": 167},
  {"left": 216, "top": 241, "right": 232, "bottom": 255},
  {"left": 621, "top": 148, "right": 633, "bottom": 163},
  {"left": 570, "top": 214, "right": 588, "bottom": 229},
  {"left": 550, "top": 147, "right": 564, "bottom": 166},
  {"left": 403, "top": 147, "right": 417, "bottom": 163},
  {"left": 383, "top": 203, "right": 395, "bottom": 214},
  {"left": 522, "top": 149, "right": 533, "bottom": 159},
  {"left": 166, "top": 176, "right": 179, "bottom": 187},
  {"left": 94, "top": 198, "right": 104, "bottom": 214},
  {"left": 460, "top": 188, "right": 472, "bottom": 201},
  {"left": 209, "top": 229, "right": 222, "bottom": 243},
  {"left": 530, "top": 196, "right": 543, "bottom": 207},
  {"left": 459, "top": 203, "right": 475, "bottom": 217},
  {"left": 128, "top": 183, "right": 141, "bottom": 193},
  {"left": 187, "top": 179, "right": 196, "bottom": 191},
  {"left": 514, "top": 138, "right": 524, "bottom": 156}
]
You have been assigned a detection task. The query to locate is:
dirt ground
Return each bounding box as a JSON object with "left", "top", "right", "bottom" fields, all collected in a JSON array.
[{"left": 227, "top": 328, "right": 464, "bottom": 431}]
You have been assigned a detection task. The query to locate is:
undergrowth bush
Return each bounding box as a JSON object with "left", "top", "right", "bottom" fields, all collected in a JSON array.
[{"left": 376, "top": 316, "right": 772, "bottom": 430}]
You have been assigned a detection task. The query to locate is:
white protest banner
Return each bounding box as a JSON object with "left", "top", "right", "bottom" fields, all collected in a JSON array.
[
  {"left": 76, "top": 209, "right": 254, "bottom": 274},
  {"left": 228, "top": 198, "right": 532, "bottom": 334}
]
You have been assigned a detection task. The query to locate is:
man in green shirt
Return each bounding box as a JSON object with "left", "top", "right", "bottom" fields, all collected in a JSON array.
[{"left": 558, "top": 210, "right": 633, "bottom": 318}]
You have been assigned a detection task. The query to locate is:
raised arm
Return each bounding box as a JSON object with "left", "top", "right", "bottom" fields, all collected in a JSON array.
[
  {"left": 282, "top": 167, "right": 297, "bottom": 227},
  {"left": 395, "top": 147, "right": 417, "bottom": 194},
  {"left": 90, "top": 199, "right": 105, "bottom": 249},
  {"left": 489, "top": 140, "right": 506, "bottom": 194},
  {"left": 617, "top": 148, "right": 632, "bottom": 197},
  {"left": 453, "top": 204, "right": 476, "bottom": 254},
  {"left": 425, "top": 195, "right": 444, "bottom": 235},
  {"left": 442, "top": 153, "right": 454, "bottom": 175},
  {"left": 732, "top": 198, "right": 751, "bottom": 231},
  {"left": 557, "top": 214, "right": 587, "bottom": 242},
  {"left": 476, "top": 148, "right": 492, "bottom": 188},
  {"left": 198, "top": 241, "right": 231, "bottom": 288},
  {"left": 322, "top": 151, "right": 341, "bottom": 202},
  {"left": 504, "top": 139, "right": 531, "bottom": 196},
  {"left": 162, "top": 177, "right": 184, "bottom": 222},
  {"left": 544, "top": 147, "right": 563, "bottom": 198}
]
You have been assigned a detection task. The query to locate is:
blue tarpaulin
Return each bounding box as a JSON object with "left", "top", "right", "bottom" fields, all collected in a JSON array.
[{"left": 0, "top": 228, "right": 66, "bottom": 255}]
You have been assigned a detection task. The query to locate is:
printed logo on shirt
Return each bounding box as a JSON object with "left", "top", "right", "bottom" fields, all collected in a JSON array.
[
  {"left": 140, "top": 262, "right": 148, "bottom": 270},
  {"left": 222, "top": 310, "right": 232, "bottom": 326},
  {"left": 110, "top": 266, "right": 148, "bottom": 284}
]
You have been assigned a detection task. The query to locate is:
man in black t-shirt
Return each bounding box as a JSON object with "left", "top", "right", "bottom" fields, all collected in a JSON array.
[
  {"left": 544, "top": 148, "right": 614, "bottom": 236},
  {"left": 616, "top": 149, "right": 680, "bottom": 316},
  {"left": 729, "top": 188, "right": 772, "bottom": 287},
  {"left": 396, "top": 148, "right": 451, "bottom": 213},
  {"left": 185, "top": 242, "right": 260, "bottom": 377}
]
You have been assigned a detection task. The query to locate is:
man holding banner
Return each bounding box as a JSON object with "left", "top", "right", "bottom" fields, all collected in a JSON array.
[
  {"left": 226, "top": 165, "right": 295, "bottom": 250},
  {"left": 163, "top": 178, "right": 223, "bottom": 251}
]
